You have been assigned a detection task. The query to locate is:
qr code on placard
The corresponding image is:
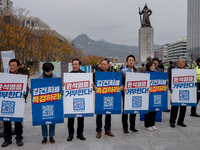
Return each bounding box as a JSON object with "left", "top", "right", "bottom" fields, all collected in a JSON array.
[
  {"left": 154, "top": 95, "right": 162, "bottom": 105},
  {"left": 132, "top": 96, "right": 142, "bottom": 107},
  {"left": 104, "top": 96, "right": 114, "bottom": 108},
  {"left": 73, "top": 98, "right": 85, "bottom": 110},
  {"left": 42, "top": 105, "right": 54, "bottom": 118},
  {"left": 179, "top": 90, "right": 189, "bottom": 101},
  {"left": 1, "top": 101, "right": 15, "bottom": 114}
]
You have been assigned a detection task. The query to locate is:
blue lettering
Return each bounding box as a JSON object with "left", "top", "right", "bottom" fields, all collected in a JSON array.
[
  {"left": 173, "top": 82, "right": 195, "bottom": 89},
  {"left": 126, "top": 88, "right": 149, "bottom": 95}
]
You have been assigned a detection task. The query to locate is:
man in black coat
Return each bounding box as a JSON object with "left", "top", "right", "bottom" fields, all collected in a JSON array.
[
  {"left": 2, "top": 59, "right": 27, "bottom": 147},
  {"left": 167, "top": 61, "right": 175, "bottom": 78},
  {"left": 93, "top": 58, "right": 114, "bottom": 138},
  {"left": 67, "top": 59, "right": 86, "bottom": 141}
]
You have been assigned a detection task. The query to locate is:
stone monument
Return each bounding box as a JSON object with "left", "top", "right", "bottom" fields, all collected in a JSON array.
[{"left": 139, "top": 3, "right": 154, "bottom": 66}]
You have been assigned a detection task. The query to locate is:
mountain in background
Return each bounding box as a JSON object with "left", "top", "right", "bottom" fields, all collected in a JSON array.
[{"left": 72, "top": 34, "right": 162, "bottom": 60}]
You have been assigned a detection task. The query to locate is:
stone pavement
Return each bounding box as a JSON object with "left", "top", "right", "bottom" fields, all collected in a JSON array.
[{"left": 1, "top": 72, "right": 200, "bottom": 150}]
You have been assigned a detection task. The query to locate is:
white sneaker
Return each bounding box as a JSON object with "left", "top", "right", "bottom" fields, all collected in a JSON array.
[
  {"left": 145, "top": 127, "right": 153, "bottom": 131},
  {"left": 151, "top": 126, "right": 157, "bottom": 130}
]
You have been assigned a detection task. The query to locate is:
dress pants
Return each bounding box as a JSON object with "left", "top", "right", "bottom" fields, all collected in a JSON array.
[
  {"left": 122, "top": 111, "right": 136, "bottom": 130},
  {"left": 191, "top": 91, "right": 200, "bottom": 114},
  {"left": 96, "top": 114, "right": 111, "bottom": 132},
  {"left": 4, "top": 121, "right": 23, "bottom": 141},
  {"left": 169, "top": 106, "right": 186, "bottom": 124},
  {"left": 68, "top": 117, "right": 84, "bottom": 135},
  {"left": 122, "top": 98, "right": 136, "bottom": 130},
  {"left": 144, "top": 111, "right": 156, "bottom": 128}
]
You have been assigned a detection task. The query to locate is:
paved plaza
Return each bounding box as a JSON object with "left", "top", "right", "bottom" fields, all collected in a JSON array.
[{"left": 1, "top": 72, "right": 200, "bottom": 150}]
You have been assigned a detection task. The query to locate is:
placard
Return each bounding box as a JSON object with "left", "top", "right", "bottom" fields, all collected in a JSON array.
[
  {"left": 149, "top": 72, "right": 168, "bottom": 111},
  {"left": 125, "top": 73, "right": 150, "bottom": 114},
  {"left": 31, "top": 78, "right": 64, "bottom": 126},
  {"left": 95, "top": 72, "right": 122, "bottom": 114},
  {"left": 64, "top": 73, "right": 94, "bottom": 118},
  {"left": 0, "top": 73, "right": 27, "bottom": 122},
  {"left": 171, "top": 69, "right": 196, "bottom": 106}
]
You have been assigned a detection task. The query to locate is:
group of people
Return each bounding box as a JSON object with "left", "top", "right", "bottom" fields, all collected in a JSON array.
[
  {"left": 93, "top": 63, "right": 125, "bottom": 72},
  {"left": 1, "top": 55, "right": 200, "bottom": 148}
]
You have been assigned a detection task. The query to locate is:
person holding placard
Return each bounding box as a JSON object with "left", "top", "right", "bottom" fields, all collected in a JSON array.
[
  {"left": 67, "top": 59, "right": 86, "bottom": 141},
  {"left": 121, "top": 55, "right": 139, "bottom": 134},
  {"left": 2, "top": 59, "right": 27, "bottom": 147},
  {"left": 93, "top": 58, "right": 114, "bottom": 138},
  {"left": 37, "top": 62, "right": 57, "bottom": 144},
  {"left": 144, "top": 61, "right": 158, "bottom": 131},
  {"left": 169, "top": 59, "right": 187, "bottom": 128}
]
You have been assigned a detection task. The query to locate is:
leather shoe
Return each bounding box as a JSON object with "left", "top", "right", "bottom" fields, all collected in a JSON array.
[
  {"left": 123, "top": 129, "right": 129, "bottom": 133},
  {"left": 105, "top": 130, "right": 114, "bottom": 137},
  {"left": 77, "top": 134, "right": 86, "bottom": 140},
  {"left": 16, "top": 141, "right": 23, "bottom": 146},
  {"left": 49, "top": 137, "right": 55, "bottom": 144},
  {"left": 96, "top": 131, "right": 101, "bottom": 138},
  {"left": 170, "top": 124, "right": 175, "bottom": 128},
  {"left": 2, "top": 141, "right": 12, "bottom": 147},
  {"left": 177, "top": 123, "right": 187, "bottom": 127},
  {"left": 130, "top": 128, "right": 139, "bottom": 133},
  {"left": 190, "top": 113, "right": 200, "bottom": 117},
  {"left": 67, "top": 135, "right": 73, "bottom": 141}
]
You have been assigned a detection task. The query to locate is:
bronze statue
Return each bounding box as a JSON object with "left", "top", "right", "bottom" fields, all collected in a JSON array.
[{"left": 139, "top": 4, "right": 152, "bottom": 27}]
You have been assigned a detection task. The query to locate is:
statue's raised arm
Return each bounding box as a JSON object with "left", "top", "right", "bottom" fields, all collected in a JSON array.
[{"left": 139, "top": 4, "right": 152, "bottom": 27}]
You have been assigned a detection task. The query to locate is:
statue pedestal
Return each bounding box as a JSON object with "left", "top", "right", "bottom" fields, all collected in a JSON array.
[{"left": 139, "top": 27, "right": 154, "bottom": 66}]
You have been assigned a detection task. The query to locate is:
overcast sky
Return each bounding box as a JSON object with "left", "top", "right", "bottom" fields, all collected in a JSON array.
[{"left": 13, "top": 0, "right": 187, "bottom": 46}]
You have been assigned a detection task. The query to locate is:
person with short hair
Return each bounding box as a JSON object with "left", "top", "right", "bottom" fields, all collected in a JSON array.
[
  {"left": 95, "top": 63, "right": 101, "bottom": 71},
  {"left": 37, "top": 62, "right": 57, "bottom": 144},
  {"left": 140, "top": 64, "right": 146, "bottom": 73},
  {"left": 121, "top": 55, "right": 139, "bottom": 134},
  {"left": 169, "top": 59, "right": 187, "bottom": 128},
  {"left": 152, "top": 58, "right": 163, "bottom": 72},
  {"left": 67, "top": 59, "right": 86, "bottom": 142},
  {"left": 2, "top": 59, "right": 27, "bottom": 147},
  {"left": 144, "top": 61, "right": 158, "bottom": 131},
  {"left": 93, "top": 58, "right": 115, "bottom": 138}
]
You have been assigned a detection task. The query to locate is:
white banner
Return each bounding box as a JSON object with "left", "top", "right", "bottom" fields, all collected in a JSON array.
[
  {"left": 1, "top": 50, "right": 15, "bottom": 73},
  {"left": 64, "top": 73, "right": 94, "bottom": 118},
  {"left": 0, "top": 73, "right": 27, "bottom": 122},
  {"left": 124, "top": 73, "right": 150, "bottom": 114},
  {"left": 171, "top": 69, "right": 196, "bottom": 106}
]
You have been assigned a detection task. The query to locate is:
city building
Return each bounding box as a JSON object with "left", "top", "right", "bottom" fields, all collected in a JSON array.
[
  {"left": 23, "top": 17, "right": 67, "bottom": 42},
  {"left": 23, "top": 17, "right": 50, "bottom": 30},
  {"left": 167, "top": 37, "right": 187, "bottom": 62},
  {"left": 187, "top": 0, "right": 200, "bottom": 61},
  {"left": 154, "top": 37, "right": 187, "bottom": 63},
  {"left": 154, "top": 44, "right": 168, "bottom": 63},
  {"left": 0, "top": 0, "right": 13, "bottom": 13}
]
